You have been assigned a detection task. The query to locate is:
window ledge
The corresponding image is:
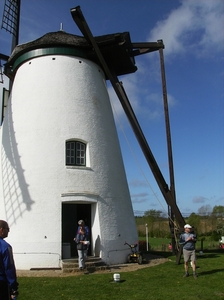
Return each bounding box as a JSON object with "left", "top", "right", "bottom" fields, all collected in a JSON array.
[{"left": 66, "top": 166, "right": 92, "bottom": 171}]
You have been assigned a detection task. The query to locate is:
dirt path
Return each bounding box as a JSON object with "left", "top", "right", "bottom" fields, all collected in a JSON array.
[{"left": 17, "top": 254, "right": 168, "bottom": 277}]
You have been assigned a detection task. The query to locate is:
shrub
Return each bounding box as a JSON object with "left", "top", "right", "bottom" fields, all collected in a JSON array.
[
  {"left": 138, "top": 240, "right": 150, "bottom": 251},
  {"left": 210, "top": 231, "right": 221, "bottom": 241}
]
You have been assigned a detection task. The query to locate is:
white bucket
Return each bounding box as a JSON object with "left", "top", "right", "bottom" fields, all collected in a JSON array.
[{"left": 113, "top": 273, "right": 120, "bottom": 282}]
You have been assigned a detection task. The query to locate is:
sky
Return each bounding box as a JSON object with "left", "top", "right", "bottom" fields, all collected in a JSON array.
[{"left": 0, "top": 0, "right": 223, "bottom": 217}]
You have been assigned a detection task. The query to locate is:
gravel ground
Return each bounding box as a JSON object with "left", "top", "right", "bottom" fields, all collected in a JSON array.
[{"left": 16, "top": 254, "right": 168, "bottom": 277}]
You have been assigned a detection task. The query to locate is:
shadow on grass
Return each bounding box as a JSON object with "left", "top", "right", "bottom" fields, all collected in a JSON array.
[
  {"left": 198, "top": 253, "right": 221, "bottom": 259},
  {"left": 86, "top": 251, "right": 168, "bottom": 274},
  {"left": 198, "top": 268, "right": 224, "bottom": 276},
  {"left": 200, "top": 249, "right": 224, "bottom": 254},
  {"left": 197, "top": 249, "right": 223, "bottom": 259},
  {"left": 145, "top": 250, "right": 174, "bottom": 258},
  {"left": 109, "top": 280, "right": 126, "bottom": 284}
]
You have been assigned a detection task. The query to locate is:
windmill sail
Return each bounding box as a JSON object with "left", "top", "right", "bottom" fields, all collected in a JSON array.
[{"left": 1, "top": 0, "right": 21, "bottom": 50}]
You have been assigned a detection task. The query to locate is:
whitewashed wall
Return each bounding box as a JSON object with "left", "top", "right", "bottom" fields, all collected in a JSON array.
[{"left": 0, "top": 53, "right": 138, "bottom": 269}]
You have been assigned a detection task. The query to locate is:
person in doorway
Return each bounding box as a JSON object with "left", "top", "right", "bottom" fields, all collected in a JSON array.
[
  {"left": 0, "top": 220, "right": 19, "bottom": 300},
  {"left": 179, "top": 224, "right": 197, "bottom": 278},
  {"left": 77, "top": 220, "right": 89, "bottom": 236},
  {"left": 75, "top": 227, "right": 89, "bottom": 271}
]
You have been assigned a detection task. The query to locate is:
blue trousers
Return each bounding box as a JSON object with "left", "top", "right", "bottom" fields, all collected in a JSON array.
[{"left": 77, "top": 249, "right": 87, "bottom": 269}]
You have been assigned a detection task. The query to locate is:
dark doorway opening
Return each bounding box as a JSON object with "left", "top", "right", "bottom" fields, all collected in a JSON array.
[{"left": 62, "top": 203, "right": 91, "bottom": 257}]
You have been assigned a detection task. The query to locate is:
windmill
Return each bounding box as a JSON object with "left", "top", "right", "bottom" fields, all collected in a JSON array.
[
  {"left": 70, "top": 6, "right": 186, "bottom": 262},
  {"left": 0, "top": 4, "right": 185, "bottom": 269}
]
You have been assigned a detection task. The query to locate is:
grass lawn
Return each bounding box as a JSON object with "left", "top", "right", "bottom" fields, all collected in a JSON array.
[
  {"left": 140, "top": 237, "right": 220, "bottom": 251},
  {"left": 17, "top": 250, "right": 224, "bottom": 300}
]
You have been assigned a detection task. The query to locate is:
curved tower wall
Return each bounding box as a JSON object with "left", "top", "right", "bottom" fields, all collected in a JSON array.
[{"left": 0, "top": 50, "right": 138, "bottom": 269}]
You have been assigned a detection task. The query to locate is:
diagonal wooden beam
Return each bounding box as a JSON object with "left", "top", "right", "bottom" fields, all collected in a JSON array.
[{"left": 70, "top": 5, "right": 186, "bottom": 235}]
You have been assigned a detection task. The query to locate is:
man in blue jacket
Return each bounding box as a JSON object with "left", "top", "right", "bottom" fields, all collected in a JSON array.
[
  {"left": 179, "top": 224, "right": 197, "bottom": 278},
  {"left": 0, "top": 220, "right": 19, "bottom": 299}
]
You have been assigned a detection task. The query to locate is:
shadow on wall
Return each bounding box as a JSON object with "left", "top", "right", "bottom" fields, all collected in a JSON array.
[
  {"left": 1, "top": 96, "right": 35, "bottom": 225},
  {"left": 95, "top": 235, "right": 101, "bottom": 256}
]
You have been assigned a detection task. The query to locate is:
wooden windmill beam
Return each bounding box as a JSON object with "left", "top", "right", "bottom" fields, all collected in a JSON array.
[
  {"left": 0, "top": 53, "right": 9, "bottom": 61},
  {"left": 70, "top": 7, "right": 186, "bottom": 258},
  {"left": 131, "top": 42, "right": 164, "bottom": 56},
  {"left": 159, "top": 45, "right": 177, "bottom": 255}
]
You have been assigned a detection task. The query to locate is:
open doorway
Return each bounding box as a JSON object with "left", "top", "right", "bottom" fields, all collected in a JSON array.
[{"left": 62, "top": 203, "right": 91, "bottom": 257}]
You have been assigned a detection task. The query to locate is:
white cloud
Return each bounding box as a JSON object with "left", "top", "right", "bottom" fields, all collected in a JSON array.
[
  {"left": 131, "top": 192, "right": 149, "bottom": 203},
  {"left": 148, "top": 0, "right": 224, "bottom": 58},
  {"left": 129, "top": 179, "right": 148, "bottom": 187},
  {"left": 192, "top": 196, "right": 207, "bottom": 203},
  {"left": 108, "top": 72, "right": 177, "bottom": 126},
  {"left": 108, "top": 73, "right": 147, "bottom": 121}
]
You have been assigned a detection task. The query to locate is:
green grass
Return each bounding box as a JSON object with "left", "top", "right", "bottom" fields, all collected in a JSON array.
[
  {"left": 140, "top": 237, "right": 220, "bottom": 251},
  {"left": 17, "top": 250, "right": 224, "bottom": 300}
]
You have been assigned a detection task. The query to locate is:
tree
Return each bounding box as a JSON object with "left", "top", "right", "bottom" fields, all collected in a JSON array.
[
  {"left": 144, "top": 209, "right": 162, "bottom": 218},
  {"left": 212, "top": 205, "right": 224, "bottom": 217},
  {"left": 198, "top": 205, "right": 212, "bottom": 216},
  {"left": 217, "top": 220, "right": 224, "bottom": 237},
  {"left": 187, "top": 213, "right": 201, "bottom": 234}
]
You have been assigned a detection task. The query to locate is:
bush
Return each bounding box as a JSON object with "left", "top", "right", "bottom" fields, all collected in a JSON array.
[
  {"left": 210, "top": 231, "right": 221, "bottom": 241},
  {"left": 138, "top": 240, "right": 150, "bottom": 251}
]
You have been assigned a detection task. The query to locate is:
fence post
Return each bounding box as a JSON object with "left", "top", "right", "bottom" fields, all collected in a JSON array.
[{"left": 145, "top": 223, "right": 149, "bottom": 251}]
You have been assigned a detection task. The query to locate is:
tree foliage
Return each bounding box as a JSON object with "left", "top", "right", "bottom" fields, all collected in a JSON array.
[
  {"left": 136, "top": 205, "right": 224, "bottom": 238},
  {"left": 187, "top": 212, "right": 201, "bottom": 234},
  {"left": 216, "top": 220, "right": 224, "bottom": 236},
  {"left": 212, "top": 205, "right": 224, "bottom": 217},
  {"left": 198, "top": 204, "right": 212, "bottom": 216},
  {"left": 144, "top": 209, "right": 162, "bottom": 218}
]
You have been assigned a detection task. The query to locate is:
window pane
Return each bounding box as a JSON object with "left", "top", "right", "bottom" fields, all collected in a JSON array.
[
  {"left": 66, "top": 141, "right": 86, "bottom": 166},
  {"left": 76, "top": 142, "right": 86, "bottom": 166}
]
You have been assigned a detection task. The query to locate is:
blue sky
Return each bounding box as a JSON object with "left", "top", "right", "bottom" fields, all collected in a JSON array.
[{"left": 0, "top": 0, "right": 223, "bottom": 216}]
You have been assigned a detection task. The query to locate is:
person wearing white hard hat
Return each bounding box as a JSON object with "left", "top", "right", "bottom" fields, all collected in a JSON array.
[{"left": 179, "top": 224, "right": 197, "bottom": 278}]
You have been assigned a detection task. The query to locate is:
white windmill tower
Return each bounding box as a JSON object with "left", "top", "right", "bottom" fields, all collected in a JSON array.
[
  {"left": 1, "top": 4, "right": 187, "bottom": 270},
  {"left": 0, "top": 5, "right": 140, "bottom": 269}
]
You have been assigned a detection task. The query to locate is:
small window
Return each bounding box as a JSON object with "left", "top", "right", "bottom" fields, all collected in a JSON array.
[{"left": 66, "top": 141, "right": 86, "bottom": 166}]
